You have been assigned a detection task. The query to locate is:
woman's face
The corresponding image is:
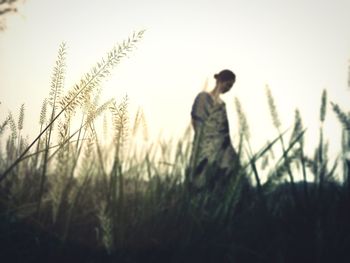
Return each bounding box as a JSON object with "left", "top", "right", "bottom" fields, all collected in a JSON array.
[{"left": 219, "top": 80, "right": 235, "bottom": 94}]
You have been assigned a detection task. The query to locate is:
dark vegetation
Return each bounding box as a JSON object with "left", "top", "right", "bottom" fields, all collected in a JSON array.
[{"left": 0, "top": 32, "right": 350, "bottom": 262}]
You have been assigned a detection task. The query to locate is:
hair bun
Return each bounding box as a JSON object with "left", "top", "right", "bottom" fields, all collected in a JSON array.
[{"left": 215, "top": 69, "right": 236, "bottom": 82}]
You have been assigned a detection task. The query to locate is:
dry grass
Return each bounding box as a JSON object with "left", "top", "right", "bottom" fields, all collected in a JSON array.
[{"left": 0, "top": 33, "right": 349, "bottom": 262}]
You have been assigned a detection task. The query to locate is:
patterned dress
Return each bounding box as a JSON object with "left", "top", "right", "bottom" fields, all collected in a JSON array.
[{"left": 189, "top": 91, "right": 238, "bottom": 188}]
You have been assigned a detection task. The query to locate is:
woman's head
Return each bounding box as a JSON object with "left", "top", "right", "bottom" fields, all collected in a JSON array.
[{"left": 214, "top": 69, "right": 236, "bottom": 93}]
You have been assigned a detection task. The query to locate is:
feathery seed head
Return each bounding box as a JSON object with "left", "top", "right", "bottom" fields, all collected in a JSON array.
[
  {"left": 320, "top": 89, "right": 327, "bottom": 122},
  {"left": 141, "top": 110, "right": 149, "bottom": 141},
  {"left": 103, "top": 113, "right": 108, "bottom": 138},
  {"left": 234, "top": 97, "right": 250, "bottom": 141},
  {"left": 86, "top": 99, "right": 114, "bottom": 125},
  {"left": 132, "top": 107, "right": 142, "bottom": 137},
  {"left": 331, "top": 102, "right": 350, "bottom": 130},
  {"left": 18, "top": 103, "right": 25, "bottom": 131},
  {"left": 60, "top": 30, "right": 144, "bottom": 117},
  {"left": 110, "top": 95, "right": 130, "bottom": 158},
  {"left": 291, "top": 108, "right": 304, "bottom": 145},
  {"left": 266, "top": 84, "right": 281, "bottom": 130},
  {"left": 0, "top": 116, "right": 9, "bottom": 136},
  {"left": 39, "top": 98, "right": 48, "bottom": 125},
  {"left": 8, "top": 112, "right": 17, "bottom": 140},
  {"left": 49, "top": 42, "right": 67, "bottom": 111}
]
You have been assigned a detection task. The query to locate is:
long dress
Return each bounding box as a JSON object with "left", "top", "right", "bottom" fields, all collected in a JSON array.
[{"left": 189, "top": 91, "right": 239, "bottom": 189}]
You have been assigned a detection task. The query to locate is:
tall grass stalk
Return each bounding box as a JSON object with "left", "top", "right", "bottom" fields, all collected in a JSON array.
[
  {"left": 53, "top": 99, "right": 114, "bottom": 229},
  {"left": 37, "top": 43, "right": 67, "bottom": 216},
  {"left": 33, "top": 98, "right": 47, "bottom": 170},
  {"left": 332, "top": 101, "right": 350, "bottom": 193},
  {"left": 61, "top": 137, "right": 94, "bottom": 243},
  {"left": 0, "top": 115, "right": 9, "bottom": 137},
  {"left": 341, "top": 129, "right": 350, "bottom": 193},
  {"left": 318, "top": 89, "right": 327, "bottom": 197},
  {"left": 0, "top": 116, "right": 9, "bottom": 168},
  {"left": 7, "top": 112, "right": 17, "bottom": 164},
  {"left": 17, "top": 103, "right": 24, "bottom": 154},
  {"left": 108, "top": 96, "right": 129, "bottom": 249},
  {"left": 266, "top": 85, "right": 298, "bottom": 206},
  {"left": 90, "top": 122, "right": 108, "bottom": 177},
  {"left": 291, "top": 109, "right": 309, "bottom": 202}
]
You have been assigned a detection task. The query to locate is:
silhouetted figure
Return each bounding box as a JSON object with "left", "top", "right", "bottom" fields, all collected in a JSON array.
[{"left": 188, "top": 69, "right": 240, "bottom": 192}]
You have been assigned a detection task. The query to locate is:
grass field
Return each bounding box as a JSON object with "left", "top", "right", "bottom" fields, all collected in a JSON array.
[{"left": 1, "top": 31, "right": 350, "bottom": 262}]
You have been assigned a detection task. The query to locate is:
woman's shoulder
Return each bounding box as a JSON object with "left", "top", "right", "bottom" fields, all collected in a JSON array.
[
  {"left": 195, "top": 91, "right": 212, "bottom": 101},
  {"left": 196, "top": 91, "right": 225, "bottom": 105}
]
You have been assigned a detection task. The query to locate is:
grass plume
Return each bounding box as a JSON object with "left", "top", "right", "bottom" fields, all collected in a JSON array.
[
  {"left": 0, "top": 30, "right": 145, "bottom": 182},
  {"left": 320, "top": 89, "right": 327, "bottom": 123},
  {"left": 331, "top": 102, "right": 350, "bottom": 130},
  {"left": 266, "top": 84, "right": 281, "bottom": 131},
  {"left": 1, "top": 32, "right": 350, "bottom": 263},
  {"left": 234, "top": 97, "right": 250, "bottom": 142}
]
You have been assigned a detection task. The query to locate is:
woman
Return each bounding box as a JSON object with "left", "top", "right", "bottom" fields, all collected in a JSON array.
[{"left": 189, "top": 69, "right": 239, "bottom": 191}]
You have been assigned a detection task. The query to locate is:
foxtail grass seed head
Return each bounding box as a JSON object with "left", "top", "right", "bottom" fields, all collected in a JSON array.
[
  {"left": 49, "top": 42, "right": 66, "bottom": 111},
  {"left": 86, "top": 99, "right": 114, "bottom": 125},
  {"left": 8, "top": 112, "right": 17, "bottom": 140},
  {"left": 103, "top": 113, "right": 108, "bottom": 138},
  {"left": 141, "top": 109, "right": 149, "bottom": 141},
  {"left": 18, "top": 103, "right": 25, "bottom": 131},
  {"left": 266, "top": 85, "right": 281, "bottom": 130},
  {"left": 132, "top": 107, "right": 142, "bottom": 137},
  {"left": 0, "top": 117, "right": 9, "bottom": 136},
  {"left": 59, "top": 30, "right": 145, "bottom": 117},
  {"left": 98, "top": 204, "right": 114, "bottom": 254},
  {"left": 331, "top": 102, "right": 350, "bottom": 130},
  {"left": 110, "top": 95, "right": 130, "bottom": 159},
  {"left": 57, "top": 114, "right": 71, "bottom": 143},
  {"left": 320, "top": 89, "right": 327, "bottom": 123},
  {"left": 132, "top": 107, "right": 149, "bottom": 141},
  {"left": 39, "top": 98, "right": 48, "bottom": 125},
  {"left": 291, "top": 109, "right": 304, "bottom": 145},
  {"left": 234, "top": 97, "right": 250, "bottom": 141}
]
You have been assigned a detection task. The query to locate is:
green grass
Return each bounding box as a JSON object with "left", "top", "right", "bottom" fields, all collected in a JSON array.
[{"left": 0, "top": 32, "right": 350, "bottom": 262}]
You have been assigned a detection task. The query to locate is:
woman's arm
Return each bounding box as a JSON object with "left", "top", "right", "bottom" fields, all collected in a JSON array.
[{"left": 191, "top": 92, "right": 212, "bottom": 133}]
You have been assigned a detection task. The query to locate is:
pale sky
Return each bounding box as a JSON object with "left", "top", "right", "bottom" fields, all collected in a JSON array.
[{"left": 1, "top": 0, "right": 350, "bottom": 164}]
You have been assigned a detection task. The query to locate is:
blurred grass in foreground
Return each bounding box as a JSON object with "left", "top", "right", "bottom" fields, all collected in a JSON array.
[{"left": 0, "top": 33, "right": 350, "bottom": 262}]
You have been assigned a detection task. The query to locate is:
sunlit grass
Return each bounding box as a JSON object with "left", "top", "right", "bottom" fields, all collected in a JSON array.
[{"left": 0, "top": 31, "right": 349, "bottom": 262}]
